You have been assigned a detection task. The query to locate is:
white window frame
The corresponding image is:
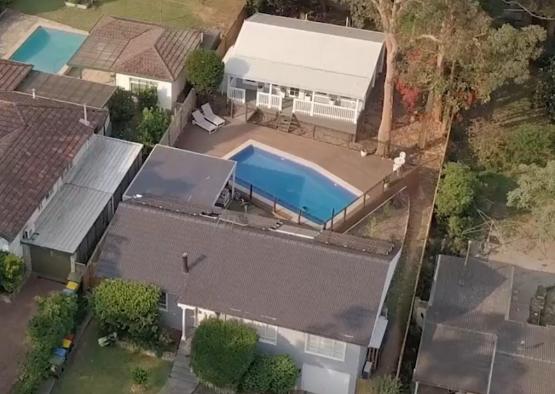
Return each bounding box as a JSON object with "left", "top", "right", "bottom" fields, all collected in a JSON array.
[
  {"left": 288, "top": 87, "right": 300, "bottom": 98},
  {"left": 158, "top": 291, "right": 168, "bottom": 311},
  {"left": 129, "top": 77, "right": 158, "bottom": 94},
  {"left": 304, "top": 334, "right": 346, "bottom": 361},
  {"left": 243, "top": 319, "right": 278, "bottom": 345}
]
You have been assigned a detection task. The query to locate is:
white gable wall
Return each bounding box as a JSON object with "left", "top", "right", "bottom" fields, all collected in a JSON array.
[{"left": 115, "top": 74, "right": 176, "bottom": 110}]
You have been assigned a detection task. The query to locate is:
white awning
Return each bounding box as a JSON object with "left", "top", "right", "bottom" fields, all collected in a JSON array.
[{"left": 369, "top": 315, "right": 388, "bottom": 349}]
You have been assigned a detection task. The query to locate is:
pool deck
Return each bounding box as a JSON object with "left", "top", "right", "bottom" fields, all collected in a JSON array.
[
  {"left": 175, "top": 118, "right": 394, "bottom": 194},
  {"left": 0, "top": 9, "right": 87, "bottom": 60}
]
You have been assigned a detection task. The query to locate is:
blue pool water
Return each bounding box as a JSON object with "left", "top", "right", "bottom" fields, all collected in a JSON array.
[
  {"left": 231, "top": 145, "right": 358, "bottom": 224},
  {"left": 10, "top": 27, "right": 86, "bottom": 74}
]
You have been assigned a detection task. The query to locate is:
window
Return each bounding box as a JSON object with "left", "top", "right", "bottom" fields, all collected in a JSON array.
[
  {"left": 129, "top": 77, "right": 158, "bottom": 94},
  {"left": 288, "top": 87, "right": 299, "bottom": 97},
  {"left": 158, "top": 291, "right": 168, "bottom": 311},
  {"left": 229, "top": 317, "right": 277, "bottom": 345},
  {"left": 305, "top": 334, "right": 346, "bottom": 361}
]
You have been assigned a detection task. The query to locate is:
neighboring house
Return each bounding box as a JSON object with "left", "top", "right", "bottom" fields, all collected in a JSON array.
[
  {"left": 0, "top": 59, "right": 116, "bottom": 109},
  {"left": 95, "top": 146, "right": 402, "bottom": 394},
  {"left": 413, "top": 255, "right": 555, "bottom": 394},
  {"left": 0, "top": 90, "right": 142, "bottom": 281},
  {"left": 223, "top": 13, "right": 385, "bottom": 138},
  {"left": 68, "top": 16, "right": 202, "bottom": 110}
]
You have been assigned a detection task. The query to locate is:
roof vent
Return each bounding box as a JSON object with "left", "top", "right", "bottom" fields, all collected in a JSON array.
[
  {"left": 182, "top": 253, "right": 189, "bottom": 273},
  {"left": 32, "top": 88, "right": 36, "bottom": 99}
]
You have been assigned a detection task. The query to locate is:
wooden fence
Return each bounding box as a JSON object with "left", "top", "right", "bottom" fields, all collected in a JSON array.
[
  {"left": 215, "top": 6, "right": 247, "bottom": 57},
  {"left": 159, "top": 88, "right": 197, "bottom": 147}
]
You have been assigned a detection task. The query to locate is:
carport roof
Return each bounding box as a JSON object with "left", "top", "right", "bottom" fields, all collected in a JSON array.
[{"left": 124, "top": 145, "right": 235, "bottom": 209}]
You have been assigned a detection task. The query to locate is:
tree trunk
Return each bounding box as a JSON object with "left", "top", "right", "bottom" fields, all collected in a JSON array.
[
  {"left": 376, "top": 34, "right": 397, "bottom": 158},
  {"left": 431, "top": 51, "right": 445, "bottom": 123}
]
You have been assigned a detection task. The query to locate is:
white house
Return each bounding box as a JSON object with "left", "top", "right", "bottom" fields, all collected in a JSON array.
[
  {"left": 96, "top": 152, "right": 403, "bottom": 394},
  {"left": 69, "top": 16, "right": 202, "bottom": 110},
  {"left": 223, "top": 13, "right": 385, "bottom": 128}
]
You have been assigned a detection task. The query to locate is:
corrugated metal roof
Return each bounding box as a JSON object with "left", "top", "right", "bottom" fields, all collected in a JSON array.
[
  {"left": 224, "top": 14, "right": 385, "bottom": 100},
  {"left": 23, "top": 135, "right": 142, "bottom": 253},
  {"left": 26, "top": 184, "right": 112, "bottom": 253},
  {"left": 66, "top": 135, "right": 142, "bottom": 193}
]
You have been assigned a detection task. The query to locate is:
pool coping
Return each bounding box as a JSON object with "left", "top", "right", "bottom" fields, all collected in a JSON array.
[
  {"left": 4, "top": 21, "right": 88, "bottom": 76},
  {"left": 222, "top": 140, "right": 363, "bottom": 227}
]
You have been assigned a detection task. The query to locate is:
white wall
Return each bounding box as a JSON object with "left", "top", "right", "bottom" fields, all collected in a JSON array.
[{"left": 115, "top": 74, "right": 177, "bottom": 110}]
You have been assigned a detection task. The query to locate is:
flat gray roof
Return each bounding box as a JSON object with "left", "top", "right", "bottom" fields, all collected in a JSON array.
[
  {"left": 23, "top": 136, "right": 142, "bottom": 254},
  {"left": 124, "top": 145, "right": 235, "bottom": 209},
  {"left": 65, "top": 135, "right": 142, "bottom": 193}
]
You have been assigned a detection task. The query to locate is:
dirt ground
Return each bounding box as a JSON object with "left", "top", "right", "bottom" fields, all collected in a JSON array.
[{"left": 0, "top": 276, "right": 63, "bottom": 393}]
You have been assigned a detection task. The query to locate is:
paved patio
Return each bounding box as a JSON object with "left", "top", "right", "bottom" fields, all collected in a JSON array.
[
  {"left": 0, "top": 276, "right": 64, "bottom": 393},
  {"left": 175, "top": 119, "right": 393, "bottom": 193}
]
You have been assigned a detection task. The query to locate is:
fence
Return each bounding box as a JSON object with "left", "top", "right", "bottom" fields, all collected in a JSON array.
[
  {"left": 228, "top": 86, "right": 246, "bottom": 103},
  {"left": 215, "top": 6, "right": 247, "bottom": 57},
  {"left": 256, "top": 91, "right": 282, "bottom": 110},
  {"left": 293, "top": 99, "right": 358, "bottom": 123},
  {"left": 159, "top": 88, "right": 196, "bottom": 146},
  {"left": 322, "top": 177, "right": 387, "bottom": 231}
]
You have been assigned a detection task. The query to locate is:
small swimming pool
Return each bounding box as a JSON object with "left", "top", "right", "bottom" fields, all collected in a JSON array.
[
  {"left": 230, "top": 144, "right": 358, "bottom": 224},
  {"left": 10, "top": 27, "right": 86, "bottom": 74}
]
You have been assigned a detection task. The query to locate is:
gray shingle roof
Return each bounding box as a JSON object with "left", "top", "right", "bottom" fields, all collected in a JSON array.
[
  {"left": 414, "top": 255, "right": 555, "bottom": 394},
  {"left": 96, "top": 202, "right": 393, "bottom": 345},
  {"left": 0, "top": 91, "right": 107, "bottom": 242},
  {"left": 124, "top": 145, "right": 235, "bottom": 209},
  {"left": 68, "top": 16, "right": 201, "bottom": 81}
]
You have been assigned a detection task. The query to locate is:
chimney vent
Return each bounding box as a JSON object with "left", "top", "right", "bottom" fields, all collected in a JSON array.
[
  {"left": 182, "top": 253, "right": 189, "bottom": 273},
  {"left": 32, "top": 88, "right": 36, "bottom": 99}
]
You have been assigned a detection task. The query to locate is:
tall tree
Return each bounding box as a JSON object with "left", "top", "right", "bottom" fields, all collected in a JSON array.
[
  {"left": 345, "top": 0, "right": 413, "bottom": 157},
  {"left": 399, "top": 0, "right": 545, "bottom": 135}
]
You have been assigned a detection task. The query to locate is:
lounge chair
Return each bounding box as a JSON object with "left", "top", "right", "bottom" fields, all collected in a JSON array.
[
  {"left": 201, "top": 103, "right": 225, "bottom": 127},
  {"left": 192, "top": 110, "right": 217, "bottom": 134}
]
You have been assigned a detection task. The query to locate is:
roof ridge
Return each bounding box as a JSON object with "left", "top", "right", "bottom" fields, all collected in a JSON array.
[{"left": 124, "top": 201, "right": 392, "bottom": 262}]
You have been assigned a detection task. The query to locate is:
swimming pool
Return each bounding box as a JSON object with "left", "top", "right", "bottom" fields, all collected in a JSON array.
[
  {"left": 230, "top": 144, "right": 359, "bottom": 224},
  {"left": 10, "top": 27, "right": 86, "bottom": 74}
]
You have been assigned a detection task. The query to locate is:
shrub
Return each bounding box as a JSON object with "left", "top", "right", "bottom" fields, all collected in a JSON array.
[
  {"left": 505, "top": 124, "right": 554, "bottom": 167},
  {"left": 137, "top": 107, "right": 170, "bottom": 150},
  {"left": 191, "top": 318, "right": 257, "bottom": 390},
  {"left": 131, "top": 367, "right": 149, "bottom": 385},
  {"left": 92, "top": 279, "right": 161, "bottom": 344},
  {"left": 108, "top": 88, "right": 136, "bottom": 124},
  {"left": 185, "top": 49, "right": 224, "bottom": 95},
  {"left": 16, "top": 293, "right": 78, "bottom": 394},
  {"left": 535, "top": 56, "right": 555, "bottom": 123},
  {"left": 241, "top": 355, "right": 273, "bottom": 392},
  {"left": 369, "top": 375, "right": 403, "bottom": 394},
  {"left": 435, "top": 162, "right": 479, "bottom": 218},
  {"left": 0, "top": 252, "right": 25, "bottom": 293},
  {"left": 267, "top": 354, "right": 299, "bottom": 393},
  {"left": 136, "top": 87, "right": 158, "bottom": 112}
]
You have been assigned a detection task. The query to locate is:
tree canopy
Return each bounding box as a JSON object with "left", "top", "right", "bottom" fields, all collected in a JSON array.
[{"left": 185, "top": 49, "right": 224, "bottom": 95}]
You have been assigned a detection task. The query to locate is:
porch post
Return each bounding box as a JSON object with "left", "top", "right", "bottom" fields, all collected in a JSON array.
[
  {"left": 268, "top": 83, "right": 273, "bottom": 108},
  {"left": 310, "top": 90, "right": 315, "bottom": 116},
  {"left": 353, "top": 99, "right": 359, "bottom": 123},
  {"left": 179, "top": 305, "right": 187, "bottom": 341},
  {"left": 231, "top": 166, "right": 236, "bottom": 198}
]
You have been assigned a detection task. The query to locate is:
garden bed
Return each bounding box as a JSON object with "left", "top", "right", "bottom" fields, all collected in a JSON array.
[{"left": 52, "top": 321, "right": 172, "bottom": 394}]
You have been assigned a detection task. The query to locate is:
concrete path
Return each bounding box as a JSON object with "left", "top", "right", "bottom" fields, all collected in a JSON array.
[{"left": 162, "top": 339, "right": 199, "bottom": 394}]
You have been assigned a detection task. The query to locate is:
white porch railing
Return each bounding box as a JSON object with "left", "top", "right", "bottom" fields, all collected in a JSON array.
[
  {"left": 256, "top": 91, "right": 282, "bottom": 111},
  {"left": 293, "top": 99, "right": 358, "bottom": 123},
  {"left": 228, "top": 86, "right": 246, "bottom": 104}
]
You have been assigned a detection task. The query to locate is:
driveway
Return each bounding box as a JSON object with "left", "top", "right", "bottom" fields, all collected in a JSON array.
[{"left": 0, "top": 276, "right": 64, "bottom": 393}]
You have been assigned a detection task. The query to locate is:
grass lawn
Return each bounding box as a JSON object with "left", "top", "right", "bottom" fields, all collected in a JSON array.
[
  {"left": 10, "top": 0, "right": 244, "bottom": 32},
  {"left": 52, "top": 322, "right": 172, "bottom": 394}
]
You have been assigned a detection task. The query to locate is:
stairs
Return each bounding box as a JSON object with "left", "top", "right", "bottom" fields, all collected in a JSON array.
[
  {"left": 162, "top": 339, "right": 198, "bottom": 394},
  {"left": 277, "top": 112, "right": 300, "bottom": 133}
]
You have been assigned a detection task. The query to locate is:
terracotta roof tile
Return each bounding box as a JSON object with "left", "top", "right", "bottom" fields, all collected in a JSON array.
[
  {"left": 0, "top": 92, "right": 108, "bottom": 241},
  {"left": 0, "top": 60, "right": 32, "bottom": 91}
]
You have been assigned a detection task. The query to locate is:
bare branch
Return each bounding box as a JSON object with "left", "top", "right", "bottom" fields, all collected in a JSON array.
[
  {"left": 502, "top": 0, "right": 555, "bottom": 21},
  {"left": 416, "top": 34, "right": 442, "bottom": 43}
]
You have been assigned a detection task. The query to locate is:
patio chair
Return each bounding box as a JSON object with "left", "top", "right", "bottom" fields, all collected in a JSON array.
[
  {"left": 201, "top": 103, "right": 225, "bottom": 127},
  {"left": 192, "top": 110, "right": 218, "bottom": 134}
]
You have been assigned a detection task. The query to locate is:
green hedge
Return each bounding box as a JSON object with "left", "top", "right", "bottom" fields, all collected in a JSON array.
[
  {"left": 191, "top": 318, "right": 257, "bottom": 390},
  {"left": 92, "top": 279, "right": 161, "bottom": 345},
  {"left": 185, "top": 49, "right": 224, "bottom": 95},
  {"left": 240, "top": 354, "right": 299, "bottom": 393},
  {"left": 16, "top": 293, "right": 78, "bottom": 394},
  {"left": 0, "top": 252, "right": 25, "bottom": 293}
]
